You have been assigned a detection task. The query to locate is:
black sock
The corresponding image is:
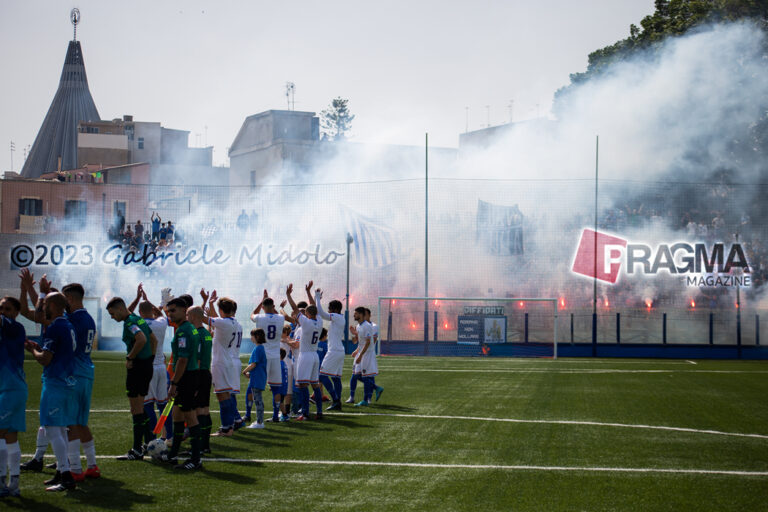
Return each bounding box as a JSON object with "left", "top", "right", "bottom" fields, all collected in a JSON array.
[
  {"left": 197, "top": 415, "right": 212, "bottom": 450},
  {"left": 132, "top": 414, "right": 145, "bottom": 451},
  {"left": 169, "top": 421, "right": 185, "bottom": 458},
  {"left": 142, "top": 412, "right": 153, "bottom": 444},
  {"left": 189, "top": 424, "right": 202, "bottom": 463}
]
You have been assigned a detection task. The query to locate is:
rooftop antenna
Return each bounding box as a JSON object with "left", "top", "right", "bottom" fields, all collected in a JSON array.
[
  {"left": 71, "top": 8, "right": 80, "bottom": 41},
  {"left": 285, "top": 82, "right": 296, "bottom": 111}
]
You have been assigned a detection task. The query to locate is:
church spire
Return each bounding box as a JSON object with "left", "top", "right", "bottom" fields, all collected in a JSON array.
[{"left": 21, "top": 9, "right": 100, "bottom": 178}]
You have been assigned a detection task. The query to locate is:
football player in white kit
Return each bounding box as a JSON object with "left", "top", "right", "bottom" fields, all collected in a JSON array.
[
  {"left": 314, "top": 289, "right": 346, "bottom": 411},
  {"left": 364, "top": 308, "right": 384, "bottom": 402},
  {"left": 286, "top": 284, "right": 325, "bottom": 420},
  {"left": 251, "top": 290, "right": 288, "bottom": 423},
  {"left": 351, "top": 307, "right": 377, "bottom": 406},
  {"left": 201, "top": 290, "right": 243, "bottom": 437}
]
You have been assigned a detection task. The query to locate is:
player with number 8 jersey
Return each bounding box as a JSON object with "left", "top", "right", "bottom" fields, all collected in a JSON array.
[{"left": 251, "top": 291, "right": 288, "bottom": 421}]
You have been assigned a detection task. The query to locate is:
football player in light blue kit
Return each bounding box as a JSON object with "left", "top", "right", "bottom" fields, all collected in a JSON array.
[
  {"left": 24, "top": 292, "right": 78, "bottom": 492},
  {"left": 0, "top": 297, "right": 27, "bottom": 498}
]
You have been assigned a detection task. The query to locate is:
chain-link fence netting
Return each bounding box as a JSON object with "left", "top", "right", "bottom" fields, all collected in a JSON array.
[{"left": 2, "top": 177, "right": 765, "bottom": 352}]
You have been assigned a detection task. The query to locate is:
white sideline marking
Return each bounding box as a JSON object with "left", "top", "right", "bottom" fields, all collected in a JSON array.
[
  {"left": 19, "top": 454, "right": 768, "bottom": 476},
  {"left": 24, "top": 409, "right": 768, "bottom": 441},
  {"left": 686, "top": 360, "right": 698, "bottom": 365},
  {"left": 375, "top": 367, "right": 768, "bottom": 374},
  {"left": 329, "top": 412, "right": 768, "bottom": 440}
]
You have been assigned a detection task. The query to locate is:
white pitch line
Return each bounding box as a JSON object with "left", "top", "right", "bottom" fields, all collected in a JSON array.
[
  {"left": 373, "top": 368, "right": 768, "bottom": 374},
  {"left": 24, "top": 409, "right": 768, "bottom": 441},
  {"left": 20, "top": 455, "right": 767, "bottom": 476},
  {"left": 686, "top": 360, "right": 698, "bottom": 365},
  {"left": 328, "top": 412, "right": 768, "bottom": 440}
]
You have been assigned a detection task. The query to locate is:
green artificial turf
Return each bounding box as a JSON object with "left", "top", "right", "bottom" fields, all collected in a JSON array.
[{"left": 7, "top": 354, "right": 768, "bottom": 511}]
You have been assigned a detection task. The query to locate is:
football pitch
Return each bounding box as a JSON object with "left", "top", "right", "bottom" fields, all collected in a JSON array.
[{"left": 11, "top": 353, "right": 768, "bottom": 511}]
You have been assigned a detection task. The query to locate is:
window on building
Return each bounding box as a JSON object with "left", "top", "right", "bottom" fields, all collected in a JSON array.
[
  {"left": 138, "top": 137, "right": 144, "bottom": 149},
  {"left": 64, "top": 200, "right": 87, "bottom": 230},
  {"left": 18, "top": 198, "right": 42, "bottom": 216}
]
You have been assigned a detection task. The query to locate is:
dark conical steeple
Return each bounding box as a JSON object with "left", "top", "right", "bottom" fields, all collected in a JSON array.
[{"left": 21, "top": 37, "right": 100, "bottom": 178}]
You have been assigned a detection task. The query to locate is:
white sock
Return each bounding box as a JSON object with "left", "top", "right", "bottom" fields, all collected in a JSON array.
[
  {"left": 34, "top": 427, "right": 48, "bottom": 460},
  {"left": 82, "top": 439, "right": 97, "bottom": 468},
  {"left": 0, "top": 439, "right": 7, "bottom": 478},
  {"left": 7, "top": 442, "right": 21, "bottom": 477},
  {"left": 44, "top": 427, "right": 70, "bottom": 473},
  {"left": 67, "top": 439, "right": 82, "bottom": 472}
]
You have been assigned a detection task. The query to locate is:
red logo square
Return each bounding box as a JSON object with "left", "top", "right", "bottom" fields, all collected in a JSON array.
[{"left": 572, "top": 229, "right": 628, "bottom": 284}]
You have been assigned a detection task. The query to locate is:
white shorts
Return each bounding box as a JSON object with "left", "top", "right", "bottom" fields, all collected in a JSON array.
[
  {"left": 319, "top": 350, "right": 345, "bottom": 377},
  {"left": 145, "top": 365, "right": 168, "bottom": 403},
  {"left": 212, "top": 359, "right": 241, "bottom": 394},
  {"left": 295, "top": 352, "right": 319, "bottom": 384},
  {"left": 267, "top": 357, "right": 282, "bottom": 387},
  {"left": 360, "top": 351, "right": 378, "bottom": 377}
]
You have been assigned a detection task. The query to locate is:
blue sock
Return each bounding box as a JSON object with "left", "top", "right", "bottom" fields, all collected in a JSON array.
[
  {"left": 271, "top": 390, "right": 281, "bottom": 420},
  {"left": 313, "top": 387, "right": 323, "bottom": 414},
  {"left": 349, "top": 375, "right": 358, "bottom": 399},
  {"left": 319, "top": 375, "right": 336, "bottom": 401},
  {"left": 245, "top": 386, "right": 254, "bottom": 418},
  {"left": 219, "top": 398, "right": 233, "bottom": 429},
  {"left": 332, "top": 377, "right": 343, "bottom": 401},
  {"left": 157, "top": 402, "right": 173, "bottom": 438},
  {"left": 302, "top": 388, "right": 311, "bottom": 416},
  {"left": 363, "top": 377, "right": 374, "bottom": 402},
  {"left": 230, "top": 395, "right": 242, "bottom": 422},
  {"left": 144, "top": 402, "right": 158, "bottom": 438}
]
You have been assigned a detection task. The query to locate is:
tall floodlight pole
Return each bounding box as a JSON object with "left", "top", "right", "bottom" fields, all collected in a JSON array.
[
  {"left": 424, "top": 133, "right": 429, "bottom": 348},
  {"left": 592, "top": 135, "right": 599, "bottom": 357},
  {"left": 345, "top": 232, "right": 353, "bottom": 347}
]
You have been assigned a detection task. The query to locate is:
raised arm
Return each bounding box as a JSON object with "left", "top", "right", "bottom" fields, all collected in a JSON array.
[
  {"left": 128, "top": 283, "right": 143, "bottom": 313},
  {"left": 314, "top": 289, "right": 330, "bottom": 321},
  {"left": 285, "top": 283, "right": 298, "bottom": 313},
  {"left": 305, "top": 281, "right": 315, "bottom": 306}
]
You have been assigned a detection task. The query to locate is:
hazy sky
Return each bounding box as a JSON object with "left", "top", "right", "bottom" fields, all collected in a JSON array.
[{"left": 0, "top": 0, "right": 654, "bottom": 168}]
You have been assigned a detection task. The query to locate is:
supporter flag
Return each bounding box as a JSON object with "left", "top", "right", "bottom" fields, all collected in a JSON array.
[
  {"left": 340, "top": 205, "right": 399, "bottom": 268},
  {"left": 476, "top": 200, "right": 524, "bottom": 255}
]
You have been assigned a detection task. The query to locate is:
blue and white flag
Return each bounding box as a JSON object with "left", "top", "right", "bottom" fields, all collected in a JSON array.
[{"left": 340, "top": 205, "right": 399, "bottom": 268}]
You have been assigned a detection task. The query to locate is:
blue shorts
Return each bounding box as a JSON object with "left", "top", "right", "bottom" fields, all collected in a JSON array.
[
  {"left": 0, "top": 388, "right": 28, "bottom": 432},
  {"left": 40, "top": 384, "right": 76, "bottom": 427},
  {"left": 72, "top": 377, "right": 93, "bottom": 426}
]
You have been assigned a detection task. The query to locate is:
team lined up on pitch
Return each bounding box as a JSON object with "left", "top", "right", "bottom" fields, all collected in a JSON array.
[{"left": 0, "top": 273, "right": 383, "bottom": 497}]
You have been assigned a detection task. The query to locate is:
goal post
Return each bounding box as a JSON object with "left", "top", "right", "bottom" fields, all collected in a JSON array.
[{"left": 376, "top": 296, "right": 559, "bottom": 359}]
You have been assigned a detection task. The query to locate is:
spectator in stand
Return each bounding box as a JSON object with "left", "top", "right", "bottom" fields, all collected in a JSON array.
[
  {"left": 151, "top": 212, "right": 162, "bottom": 241},
  {"left": 237, "top": 210, "right": 249, "bottom": 232},
  {"left": 159, "top": 223, "right": 168, "bottom": 242},
  {"left": 166, "top": 221, "right": 174, "bottom": 242},
  {"left": 116, "top": 210, "right": 126, "bottom": 235},
  {"left": 135, "top": 220, "right": 144, "bottom": 240},
  {"left": 249, "top": 210, "right": 258, "bottom": 231}
]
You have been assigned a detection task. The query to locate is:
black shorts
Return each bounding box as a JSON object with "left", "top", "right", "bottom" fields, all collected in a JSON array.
[
  {"left": 175, "top": 370, "right": 199, "bottom": 412},
  {"left": 195, "top": 370, "right": 212, "bottom": 409},
  {"left": 126, "top": 357, "right": 153, "bottom": 398}
]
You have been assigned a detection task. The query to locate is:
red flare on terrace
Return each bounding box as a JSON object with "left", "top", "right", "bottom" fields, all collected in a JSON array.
[
  {"left": 559, "top": 298, "right": 565, "bottom": 308},
  {"left": 443, "top": 322, "right": 450, "bottom": 329},
  {"left": 518, "top": 301, "right": 524, "bottom": 308},
  {"left": 604, "top": 298, "right": 610, "bottom": 307},
  {"left": 690, "top": 299, "right": 696, "bottom": 308},
  {"left": 409, "top": 321, "right": 417, "bottom": 329},
  {"left": 735, "top": 302, "right": 740, "bottom": 309},
  {"left": 645, "top": 299, "right": 653, "bottom": 309}
]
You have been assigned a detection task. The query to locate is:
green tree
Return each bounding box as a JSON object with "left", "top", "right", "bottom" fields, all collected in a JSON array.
[
  {"left": 320, "top": 97, "right": 355, "bottom": 141},
  {"left": 556, "top": 0, "right": 768, "bottom": 99}
]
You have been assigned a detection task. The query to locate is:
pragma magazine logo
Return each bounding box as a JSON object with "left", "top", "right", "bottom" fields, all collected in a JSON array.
[{"left": 571, "top": 229, "right": 751, "bottom": 287}]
